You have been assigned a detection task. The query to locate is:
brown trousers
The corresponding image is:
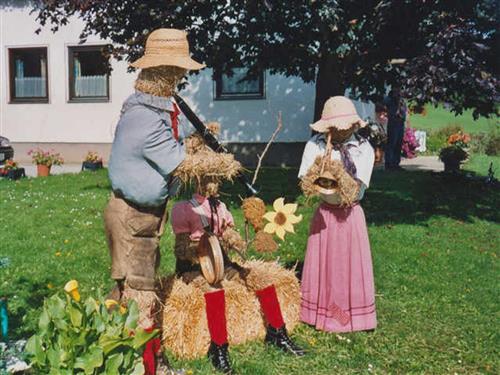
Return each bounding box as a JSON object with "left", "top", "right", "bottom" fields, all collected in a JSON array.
[{"left": 104, "top": 194, "right": 167, "bottom": 291}]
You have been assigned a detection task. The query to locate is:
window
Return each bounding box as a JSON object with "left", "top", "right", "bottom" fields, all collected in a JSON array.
[
  {"left": 214, "top": 67, "right": 264, "bottom": 100},
  {"left": 68, "top": 45, "right": 110, "bottom": 102},
  {"left": 8, "top": 47, "right": 49, "bottom": 103}
]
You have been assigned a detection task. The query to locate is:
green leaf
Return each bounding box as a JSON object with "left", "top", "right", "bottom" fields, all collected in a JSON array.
[
  {"left": 47, "top": 347, "right": 61, "bottom": 368},
  {"left": 129, "top": 360, "right": 145, "bottom": 375},
  {"left": 68, "top": 305, "right": 83, "bottom": 327},
  {"left": 26, "top": 335, "right": 46, "bottom": 365},
  {"left": 104, "top": 352, "right": 123, "bottom": 374},
  {"left": 47, "top": 295, "right": 66, "bottom": 319},
  {"left": 39, "top": 309, "right": 51, "bottom": 333},
  {"left": 132, "top": 328, "right": 159, "bottom": 350},
  {"left": 99, "top": 335, "right": 125, "bottom": 355},
  {"left": 124, "top": 301, "right": 139, "bottom": 331},
  {"left": 74, "top": 346, "right": 103, "bottom": 375},
  {"left": 84, "top": 296, "right": 99, "bottom": 316}
]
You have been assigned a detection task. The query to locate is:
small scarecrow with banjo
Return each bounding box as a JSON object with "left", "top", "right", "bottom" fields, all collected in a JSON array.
[{"left": 166, "top": 120, "right": 305, "bottom": 374}]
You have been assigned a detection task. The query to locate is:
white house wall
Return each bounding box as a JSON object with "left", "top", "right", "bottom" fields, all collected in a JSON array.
[{"left": 0, "top": 4, "right": 374, "bottom": 164}]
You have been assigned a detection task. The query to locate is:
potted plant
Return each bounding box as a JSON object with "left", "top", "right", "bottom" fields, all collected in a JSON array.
[
  {"left": 81, "top": 151, "right": 103, "bottom": 171},
  {"left": 402, "top": 127, "right": 420, "bottom": 159},
  {"left": 439, "top": 131, "right": 470, "bottom": 172},
  {"left": 28, "top": 148, "right": 64, "bottom": 177},
  {"left": 2, "top": 159, "right": 25, "bottom": 180}
]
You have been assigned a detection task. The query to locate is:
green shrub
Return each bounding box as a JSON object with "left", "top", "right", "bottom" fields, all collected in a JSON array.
[
  {"left": 471, "top": 129, "right": 500, "bottom": 156},
  {"left": 426, "top": 124, "right": 464, "bottom": 153},
  {"left": 25, "top": 286, "right": 157, "bottom": 374}
]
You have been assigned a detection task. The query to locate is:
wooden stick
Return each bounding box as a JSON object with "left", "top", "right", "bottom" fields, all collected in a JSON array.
[{"left": 252, "top": 111, "right": 283, "bottom": 185}]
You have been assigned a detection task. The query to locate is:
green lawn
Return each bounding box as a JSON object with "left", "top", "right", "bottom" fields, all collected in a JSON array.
[
  {"left": 0, "top": 159, "right": 499, "bottom": 374},
  {"left": 410, "top": 105, "right": 498, "bottom": 134}
]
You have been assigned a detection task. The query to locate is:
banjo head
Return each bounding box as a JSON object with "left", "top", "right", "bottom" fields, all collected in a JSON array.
[{"left": 198, "top": 232, "right": 225, "bottom": 284}]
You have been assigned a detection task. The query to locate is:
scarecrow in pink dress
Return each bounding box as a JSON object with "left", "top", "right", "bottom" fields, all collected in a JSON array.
[{"left": 298, "top": 96, "right": 377, "bottom": 333}]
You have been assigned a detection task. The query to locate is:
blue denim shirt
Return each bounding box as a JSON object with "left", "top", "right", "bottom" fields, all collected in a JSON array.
[{"left": 109, "top": 91, "right": 194, "bottom": 207}]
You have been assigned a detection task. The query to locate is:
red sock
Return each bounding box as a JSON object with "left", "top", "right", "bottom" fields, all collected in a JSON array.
[
  {"left": 143, "top": 326, "right": 161, "bottom": 375},
  {"left": 204, "top": 290, "right": 228, "bottom": 345},
  {"left": 256, "top": 285, "right": 285, "bottom": 329}
]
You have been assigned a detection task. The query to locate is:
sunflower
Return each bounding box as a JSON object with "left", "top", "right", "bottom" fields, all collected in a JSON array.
[{"left": 263, "top": 198, "right": 302, "bottom": 240}]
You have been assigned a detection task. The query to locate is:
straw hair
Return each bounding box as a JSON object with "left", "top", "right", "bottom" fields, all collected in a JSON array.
[
  {"left": 311, "top": 96, "right": 367, "bottom": 133},
  {"left": 160, "top": 260, "right": 300, "bottom": 359},
  {"left": 174, "top": 123, "right": 242, "bottom": 186},
  {"left": 134, "top": 66, "right": 186, "bottom": 97},
  {"left": 241, "top": 197, "right": 267, "bottom": 232},
  {"left": 131, "top": 28, "right": 205, "bottom": 70}
]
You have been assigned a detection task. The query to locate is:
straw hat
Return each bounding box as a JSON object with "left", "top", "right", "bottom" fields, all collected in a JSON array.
[
  {"left": 130, "top": 28, "right": 205, "bottom": 70},
  {"left": 310, "top": 96, "right": 367, "bottom": 133}
]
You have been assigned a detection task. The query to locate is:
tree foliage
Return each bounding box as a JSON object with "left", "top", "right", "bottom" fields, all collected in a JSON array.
[{"left": 34, "top": 0, "right": 498, "bottom": 119}]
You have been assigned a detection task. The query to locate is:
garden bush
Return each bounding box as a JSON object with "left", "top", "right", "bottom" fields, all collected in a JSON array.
[
  {"left": 426, "top": 124, "right": 464, "bottom": 153},
  {"left": 471, "top": 129, "right": 500, "bottom": 156}
]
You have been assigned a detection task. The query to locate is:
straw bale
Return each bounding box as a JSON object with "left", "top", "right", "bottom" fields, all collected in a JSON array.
[
  {"left": 122, "top": 287, "right": 160, "bottom": 329},
  {"left": 161, "top": 260, "right": 300, "bottom": 359}
]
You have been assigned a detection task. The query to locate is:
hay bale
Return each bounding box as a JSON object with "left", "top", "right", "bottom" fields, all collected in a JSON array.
[{"left": 161, "top": 260, "right": 300, "bottom": 359}]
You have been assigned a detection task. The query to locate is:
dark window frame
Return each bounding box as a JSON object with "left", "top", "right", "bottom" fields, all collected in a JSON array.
[
  {"left": 68, "top": 45, "right": 110, "bottom": 103},
  {"left": 8, "top": 47, "right": 49, "bottom": 104},
  {"left": 214, "top": 67, "right": 265, "bottom": 101}
]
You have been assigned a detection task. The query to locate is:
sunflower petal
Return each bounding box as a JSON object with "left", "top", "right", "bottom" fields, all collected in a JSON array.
[
  {"left": 282, "top": 203, "right": 298, "bottom": 214},
  {"left": 273, "top": 197, "right": 285, "bottom": 212},
  {"left": 263, "top": 212, "right": 277, "bottom": 222},
  {"left": 288, "top": 214, "right": 303, "bottom": 224},
  {"left": 275, "top": 226, "right": 286, "bottom": 240},
  {"left": 264, "top": 222, "right": 277, "bottom": 234},
  {"left": 283, "top": 221, "right": 295, "bottom": 233}
]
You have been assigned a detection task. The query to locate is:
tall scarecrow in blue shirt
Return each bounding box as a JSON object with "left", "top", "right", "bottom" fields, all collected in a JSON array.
[{"left": 105, "top": 28, "right": 204, "bottom": 375}]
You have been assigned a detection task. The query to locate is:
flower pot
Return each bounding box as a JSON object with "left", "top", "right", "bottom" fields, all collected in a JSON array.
[
  {"left": 81, "top": 161, "right": 103, "bottom": 171},
  {"left": 6, "top": 168, "right": 25, "bottom": 180},
  {"left": 37, "top": 164, "right": 51, "bottom": 177},
  {"left": 443, "top": 160, "right": 461, "bottom": 173}
]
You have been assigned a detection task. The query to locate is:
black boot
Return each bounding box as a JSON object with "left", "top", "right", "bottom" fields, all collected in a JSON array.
[
  {"left": 207, "top": 342, "right": 232, "bottom": 374},
  {"left": 265, "top": 325, "right": 306, "bottom": 356}
]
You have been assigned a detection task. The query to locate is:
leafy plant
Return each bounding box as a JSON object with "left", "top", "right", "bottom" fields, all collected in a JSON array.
[
  {"left": 471, "top": 130, "right": 500, "bottom": 156},
  {"left": 83, "top": 152, "right": 103, "bottom": 163},
  {"left": 3, "top": 160, "right": 19, "bottom": 171},
  {"left": 402, "top": 127, "right": 420, "bottom": 159},
  {"left": 25, "top": 281, "right": 157, "bottom": 374},
  {"left": 28, "top": 148, "right": 64, "bottom": 167},
  {"left": 427, "top": 125, "right": 464, "bottom": 153}
]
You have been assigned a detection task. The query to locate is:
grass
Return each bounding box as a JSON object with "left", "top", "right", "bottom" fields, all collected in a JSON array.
[
  {"left": 410, "top": 105, "right": 498, "bottom": 134},
  {"left": 0, "top": 159, "right": 499, "bottom": 374}
]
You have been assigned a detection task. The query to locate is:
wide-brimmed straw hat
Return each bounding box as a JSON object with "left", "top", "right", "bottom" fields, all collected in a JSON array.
[
  {"left": 310, "top": 96, "right": 367, "bottom": 133},
  {"left": 130, "top": 28, "right": 205, "bottom": 70}
]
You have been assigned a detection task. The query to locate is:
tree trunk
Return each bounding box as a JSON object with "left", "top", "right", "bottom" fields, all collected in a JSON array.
[{"left": 313, "top": 55, "right": 345, "bottom": 122}]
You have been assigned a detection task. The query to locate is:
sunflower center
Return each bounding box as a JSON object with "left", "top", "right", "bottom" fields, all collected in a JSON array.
[{"left": 274, "top": 212, "right": 287, "bottom": 226}]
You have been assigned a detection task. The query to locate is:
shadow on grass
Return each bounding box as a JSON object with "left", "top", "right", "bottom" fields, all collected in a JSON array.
[
  {"left": 222, "top": 167, "right": 499, "bottom": 225},
  {"left": 364, "top": 169, "right": 499, "bottom": 225}
]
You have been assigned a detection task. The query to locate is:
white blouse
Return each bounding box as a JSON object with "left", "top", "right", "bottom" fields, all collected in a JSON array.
[{"left": 298, "top": 134, "right": 375, "bottom": 203}]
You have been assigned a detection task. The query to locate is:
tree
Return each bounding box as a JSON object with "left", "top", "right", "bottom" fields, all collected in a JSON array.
[{"left": 34, "top": 0, "right": 498, "bottom": 120}]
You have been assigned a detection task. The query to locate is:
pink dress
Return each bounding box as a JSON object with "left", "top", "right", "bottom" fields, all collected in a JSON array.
[{"left": 298, "top": 135, "right": 377, "bottom": 332}]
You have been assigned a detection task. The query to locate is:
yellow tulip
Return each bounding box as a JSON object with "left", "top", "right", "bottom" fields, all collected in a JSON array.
[
  {"left": 64, "top": 280, "right": 80, "bottom": 302},
  {"left": 263, "top": 197, "right": 302, "bottom": 240}
]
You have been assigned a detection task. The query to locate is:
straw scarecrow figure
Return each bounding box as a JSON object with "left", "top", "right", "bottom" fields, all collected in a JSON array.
[
  {"left": 105, "top": 29, "right": 204, "bottom": 375},
  {"left": 165, "top": 124, "right": 304, "bottom": 373},
  {"left": 298, "top": 96, "right": 377, "bottom": 333}
]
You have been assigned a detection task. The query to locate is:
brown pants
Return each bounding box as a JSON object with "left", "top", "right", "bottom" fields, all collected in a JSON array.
[{"left": 104, "top": 194, "right": 167, "bottom": 291}]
